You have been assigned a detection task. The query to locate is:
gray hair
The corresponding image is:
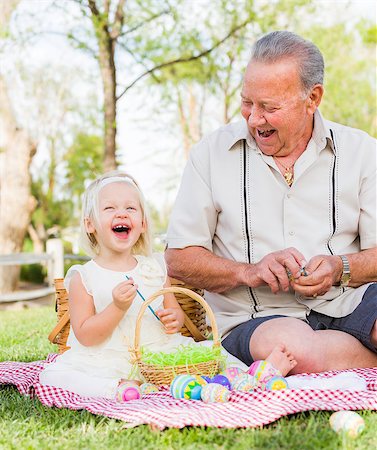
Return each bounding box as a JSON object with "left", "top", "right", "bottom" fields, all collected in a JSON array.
[{"left": 250, "top": 31, "right": 324, "bottom": 92}]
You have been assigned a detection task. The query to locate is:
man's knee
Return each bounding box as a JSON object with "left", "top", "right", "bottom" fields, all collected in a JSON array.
[
  {"left": 371, "top": 319, "right": 377, "bottom": 347},
  {"left": 249, "top": 317, "right": 324, "bottom": 372}
]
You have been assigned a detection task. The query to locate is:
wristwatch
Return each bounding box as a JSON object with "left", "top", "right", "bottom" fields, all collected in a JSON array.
[{"left": 339, "top": 255, "right": 351, "bottom": 287}]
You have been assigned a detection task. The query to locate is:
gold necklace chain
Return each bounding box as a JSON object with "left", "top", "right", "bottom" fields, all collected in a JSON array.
[{"left": 274, "top": 157, "right": 294, "bottom": 187}]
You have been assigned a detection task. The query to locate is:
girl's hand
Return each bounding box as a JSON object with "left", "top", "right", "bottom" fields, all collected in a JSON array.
[
  {"left": 112, "top": 279, "right": 137, "bottom": 311},
  {"left": 157, "top": 308, "right": 184, "bottom": 334}
]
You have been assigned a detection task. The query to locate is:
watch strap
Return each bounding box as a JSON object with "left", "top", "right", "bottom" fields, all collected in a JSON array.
[{"left": 339, "top": 255, "right": 351, "bottom": 287}]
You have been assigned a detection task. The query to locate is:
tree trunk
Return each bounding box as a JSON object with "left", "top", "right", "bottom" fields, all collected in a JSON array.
[
  {"left": 98, "top": 34, "right": 117, "bottom": 171},
  {"left": 0, "top": 76, "right": 36, "bottom": 293},
  {"left": 87, "top": 0, "right": 118, "bottom": 171}
]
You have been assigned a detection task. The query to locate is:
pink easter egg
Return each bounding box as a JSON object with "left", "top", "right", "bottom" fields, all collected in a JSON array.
[{"left": 247, "top": 360, "right": 280, "bottom": 388}]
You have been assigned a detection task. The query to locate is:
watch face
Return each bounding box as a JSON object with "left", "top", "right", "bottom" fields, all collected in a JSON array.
[{"left": 341, "top": 273, "right": 351, "bottom": 286}]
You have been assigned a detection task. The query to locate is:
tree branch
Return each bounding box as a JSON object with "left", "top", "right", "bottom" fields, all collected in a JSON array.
[
  {"left": 88, "top": 0, "right": 101, "bottom": 17},
  {"left": 110, "top": 0, "right": 126, "bottom": 40},
  {"left": 104, "top": 0, "right": 111, "bottom": 15},
  {"left": 118, "top": 9, "right": 170, "bottom": 38},
  {"left": 118, "top": 42, "right": 161, "bottom": 84},
  {"left": 117, "top": 18, "right": 250, "bottom": 100}
]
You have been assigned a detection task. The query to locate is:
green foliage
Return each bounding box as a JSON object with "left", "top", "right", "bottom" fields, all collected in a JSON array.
[
  {"left": 31, "top": 179, "right": 73, "bottom": 233},
  {"left": 303, "top": 23, "right": 376, "bottom": 137},
  {"left": 63, "top": 132, "right": 104, "bottom": 201},
  {"left": 20, "top": 263, "right": 46, "bottom": 284},
  {"left": 357, "top": 20, "right": 377, "bottom": 44}
]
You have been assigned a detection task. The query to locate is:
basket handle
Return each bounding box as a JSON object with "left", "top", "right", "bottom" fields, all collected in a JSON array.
[
  {"left": 48, "top": 310, "right": 70, "bottom": 344},
  {"left": 133, "top": 287, "right": 220, "bottom": 359}
]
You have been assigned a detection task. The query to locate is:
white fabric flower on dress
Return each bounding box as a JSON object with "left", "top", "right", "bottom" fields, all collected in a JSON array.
[{"left": 138, "top": 256, "right": 165, "bottom": 286}]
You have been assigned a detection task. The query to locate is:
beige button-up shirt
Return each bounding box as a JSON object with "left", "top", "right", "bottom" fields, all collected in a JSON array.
[{"left": 167, "top": 111, "right": 377, "bottom": 336}]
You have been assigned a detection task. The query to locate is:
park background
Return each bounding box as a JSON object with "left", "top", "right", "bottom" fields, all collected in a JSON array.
[
  {"left": 0, "top": 1, "right": 377, "bottom": 449},
  {"left": 0, "top": 0, "right": 376, "bottom": 296}
]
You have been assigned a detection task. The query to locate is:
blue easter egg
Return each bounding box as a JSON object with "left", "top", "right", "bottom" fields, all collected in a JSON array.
[
  {"left": 265, "top": 376, "right": 288, "bottom": 391},
  {"left": 201, "top": 376, "right": 212, "bottom": 383},
  {"left": 170, "top": 374, "right": 203, "bottom": 400}
]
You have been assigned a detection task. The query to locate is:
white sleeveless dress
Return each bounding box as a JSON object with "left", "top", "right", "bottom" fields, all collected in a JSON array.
[
  {"left": 40, "top": 255, "right": 198, "bottom": 398},
  {"left": 40, "top": 254, "right": 245, "bottom": 398}
]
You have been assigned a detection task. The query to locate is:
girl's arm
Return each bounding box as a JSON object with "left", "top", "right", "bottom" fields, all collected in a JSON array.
[
  {"left": 156, "top": 277, "right": 185, "bottom": 334},
  {"left": 68, "top": 272, "right": 137, "bottom": 346}
]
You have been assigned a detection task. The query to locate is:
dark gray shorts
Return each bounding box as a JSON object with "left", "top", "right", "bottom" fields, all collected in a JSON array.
[{"left": 222, "top": 283, "right": 377, "bottom": 366}]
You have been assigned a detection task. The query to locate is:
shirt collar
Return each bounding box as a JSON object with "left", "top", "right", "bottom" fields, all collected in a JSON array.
[
  {"left": 312, "top": 109, "right": 335, "bottom": 153},
  {"left": 227, "top": 109, "right": 335, "bottom": 154}
]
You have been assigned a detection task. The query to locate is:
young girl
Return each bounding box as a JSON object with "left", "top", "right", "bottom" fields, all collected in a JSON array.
[{"left": 40, "top": 171, "right": 296, "bottom": 400}]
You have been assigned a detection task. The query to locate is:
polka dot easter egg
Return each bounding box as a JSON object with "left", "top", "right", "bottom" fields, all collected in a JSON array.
[
  {"left": 140, "top": 383, "right": 159, "bottom": 396},
  {"left": 201, "top": 383, "right": 230, "bottom": 403},
  {"left": 329, "top": 411, "right": 365, "bottom": 438}
]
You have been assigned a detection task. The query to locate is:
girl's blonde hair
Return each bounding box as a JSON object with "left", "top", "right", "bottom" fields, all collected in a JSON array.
[{"left": 79, "top": 170, "right": 152, "bottom": 257}]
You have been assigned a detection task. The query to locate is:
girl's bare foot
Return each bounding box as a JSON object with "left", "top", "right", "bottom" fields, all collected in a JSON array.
[{"left": 265, "top": 344, "right": 297, "bottom": 376}]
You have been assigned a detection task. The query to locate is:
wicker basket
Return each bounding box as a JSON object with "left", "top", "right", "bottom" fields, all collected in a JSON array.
[
  {"left": 48, "top": 278, "right": 71, "bottom": 353},
  {"left": 131, "top": 286, "right": 221, "bottom": 385},
  {"left": 48, "top": 278, "right": 208, "bottom": 354}
]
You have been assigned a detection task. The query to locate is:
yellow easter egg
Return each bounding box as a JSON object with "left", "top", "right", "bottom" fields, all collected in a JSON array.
[{"left": 329, "top": 411, "right": 365, "bottom": 438}]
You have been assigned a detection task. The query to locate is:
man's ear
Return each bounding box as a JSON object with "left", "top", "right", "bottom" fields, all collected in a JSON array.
[
  {"left": 85, "top": 217, "right": 96, "bottom": 234},
  {"left": 307, "top": 84, "right": 324, "bottom": 113}
]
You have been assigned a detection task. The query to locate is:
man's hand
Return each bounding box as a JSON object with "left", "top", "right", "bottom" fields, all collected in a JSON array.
[
  {"left": 112, "top": 278, "right": 137, "bottom": 311},
  {"left": 247, "top": 247, "right": 307, "bottom": 294},
  {"left": 291, "top": 255, "right": 343, "bottom": 297},
  {"left": 157, "top": 308, "right": 184, "bottom": 334}
]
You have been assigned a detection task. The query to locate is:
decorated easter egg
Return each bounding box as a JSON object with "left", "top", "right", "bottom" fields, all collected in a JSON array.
[
  {"left": 193, "top": 375, "right": 209, "bottom": 386},
  {"left": 247, "top": 360, "right": 280, "bottom": 388},
  {"left": 116, "top": 382, "right": 141, "bottom": 402},
  {"left": 265, "top": 376, "right": 288, "bottom": 391},
  {"left": 220, "top": 366, "right": 244, "bottom": 383},
  {"left": 170, "top": 374, "right": 203, "bottom": 400},
  {"left": 140, "top": 383, "right": 159, "bottom": 396},
  {"left": 201, "top": 383, "right": 231, "bottom": 403},
  {"left": 210, "top": 374, "right": 231, "bottom": 390},
  {"left": 329, "top": 411, "right": 365, "bottom": 438},
  {"left": 201, "top": 375, "right": 212, "bottom": 383},
  {"left": 231, "top": 373, "right": 256, "bottom": 392}
]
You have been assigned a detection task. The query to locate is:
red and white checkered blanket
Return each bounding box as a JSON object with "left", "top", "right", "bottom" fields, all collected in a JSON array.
[{"left": 1, "top": 355, "right": 376, "bottom": 429}]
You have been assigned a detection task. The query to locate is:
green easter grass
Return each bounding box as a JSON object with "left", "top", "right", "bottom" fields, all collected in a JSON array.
[{"left": 140, "top": 344, "right": 225, "bottom": 367}]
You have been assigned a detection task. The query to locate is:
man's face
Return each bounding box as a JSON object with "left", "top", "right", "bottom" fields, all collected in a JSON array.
[{"left": 241, "top": 58, "right": 320, "bottom": 157}]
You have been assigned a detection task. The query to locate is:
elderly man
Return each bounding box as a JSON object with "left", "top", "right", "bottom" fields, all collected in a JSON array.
[{"left": 165, "top": 31, "right": 377, "bottom": 374}]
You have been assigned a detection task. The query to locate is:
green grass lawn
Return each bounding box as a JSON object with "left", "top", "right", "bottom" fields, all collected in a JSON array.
[{"left": 0, "top": 306, "right": 376, "bottom": 450}]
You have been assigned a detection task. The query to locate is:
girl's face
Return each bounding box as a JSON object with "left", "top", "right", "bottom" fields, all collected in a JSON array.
[{"left": 86, "top": 182, "right": 146, "bottom": 256}]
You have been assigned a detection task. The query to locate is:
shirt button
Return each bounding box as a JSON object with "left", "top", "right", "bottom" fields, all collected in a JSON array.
[
  {"left": 289, "top": 231, "right": 294, "bottom": 236},
  {"left": 287, "top": 194, "right": 291, "bottom": 199}
]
